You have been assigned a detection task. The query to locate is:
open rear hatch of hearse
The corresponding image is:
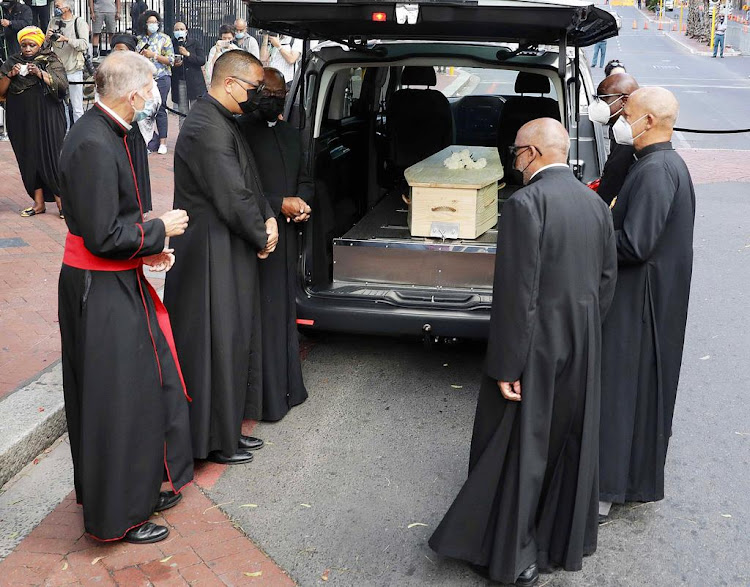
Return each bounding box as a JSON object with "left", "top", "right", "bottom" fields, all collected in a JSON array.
[{"left": 244, "top": 0, "right": 617, "bottom": 324}]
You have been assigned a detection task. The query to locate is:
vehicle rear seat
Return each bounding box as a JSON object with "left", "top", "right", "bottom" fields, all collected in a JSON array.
[
  {"left": 386, "top": 66, "right": 453, "bottom": 172},
  {"left": 497, "top": 72, "right": 561, "bottom": 171}
]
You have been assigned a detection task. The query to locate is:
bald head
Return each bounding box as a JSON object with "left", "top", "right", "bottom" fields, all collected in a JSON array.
[
  {"left": 513, "top": 118, "right": 569, "bottom": 184},
  {"left": 211, "top": 50, "right": 263, "bottom": 90},
  {"left": 622, "top": 86, "right": 679, "bottom": 149},
  {"left": 263, "top": 67, "right": 285, "bottom": 94},
  {"left": 598, "top": 73, "right": 639, "bottom": 98}
]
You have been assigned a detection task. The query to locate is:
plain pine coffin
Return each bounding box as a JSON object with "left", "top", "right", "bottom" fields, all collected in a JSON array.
[{"left": 404, "top": 146, "right": 504, "bottom": 240}]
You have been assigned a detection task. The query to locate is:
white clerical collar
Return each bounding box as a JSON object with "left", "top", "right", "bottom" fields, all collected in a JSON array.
[
  {"left": 529, "top": 163, "right": 568, "bottom": 181},
  {"left": 96, "top": 100, "right": 133, "bottom": 132},
  {"left": 267, "top": 120, "right": 278, "bottom": 128}
]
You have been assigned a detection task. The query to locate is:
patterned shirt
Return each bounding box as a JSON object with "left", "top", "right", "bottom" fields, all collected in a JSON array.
[{"left": 137, "top": 32, "right": 174, "bottom": 79}]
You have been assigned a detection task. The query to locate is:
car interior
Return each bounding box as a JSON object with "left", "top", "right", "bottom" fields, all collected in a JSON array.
[{"left": 304, "top": 58, "right": 579, "bottom": 294}]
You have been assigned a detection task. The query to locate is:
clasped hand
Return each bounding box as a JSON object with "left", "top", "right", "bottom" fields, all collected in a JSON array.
[
  {"left": 143, "top": 248, "right": 175, "bottom": 272},
  {"left": 281, "top": 197, "right": 311, "bottom": 223}
]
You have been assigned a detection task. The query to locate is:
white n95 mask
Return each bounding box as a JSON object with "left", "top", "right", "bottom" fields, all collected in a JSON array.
[
  {"left": 612, "top": 114, "right": 648, "bottom": 146},
  {"left": 588, "top": 95, "right": 624, "bottom": 125}
]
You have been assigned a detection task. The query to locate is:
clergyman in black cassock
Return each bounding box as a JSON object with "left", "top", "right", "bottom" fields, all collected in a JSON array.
[
  {"left": 589, "top": 73, "right": 640, "bottom": 208},
  {"left": 240, "top": 67, "right": 312, "bottom": 422},
  {"left": 164, "top": 50, "right": 278, "bottom": 464},
  {"left": 57, "top": 52, "right": 193, "bottom": 544},
  {"left": 430, "top": 119, "right": 617, "bottom": 585},
  {"left": 599, "top": 87, "right": 695, "bottom": 510}
]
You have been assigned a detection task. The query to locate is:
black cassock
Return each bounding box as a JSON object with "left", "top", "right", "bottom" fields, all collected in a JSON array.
[
  {"left": 240, "top": 116, "right": 312, "bottom": 422},
  {"left": 126, "top": 127, "right": 153, "bottom": 213},
  {"left": 597, "top": 135, "right": 635, "bottom": 208},
  {"left": 164, "top": 96, "right": 274, "bottom": 458},
  {"left": 600, "top": 142, "right": 695, "bottom": 504},
  {"left": 430, "top": 167, "right": 617, "bottom": 583},
  {"left": 58, "top": 105, "right": 193, "bottom": 540}
]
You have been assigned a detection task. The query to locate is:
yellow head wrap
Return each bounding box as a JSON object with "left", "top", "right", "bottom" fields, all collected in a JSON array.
[{"left": 17, "top": 26, "right": 46, "bottom": 48}]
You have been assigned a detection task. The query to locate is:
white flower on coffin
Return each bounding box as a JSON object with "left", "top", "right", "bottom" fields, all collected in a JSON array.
[{"left": 443, "top": 149, "right": 487, "bottom": 170}]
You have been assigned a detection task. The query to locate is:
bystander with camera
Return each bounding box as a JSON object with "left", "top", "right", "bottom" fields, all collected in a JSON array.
[
  {"left": 45, "top": 0, "right": 87, "bottom": 126},
  {"left": 204, "top": 24, "right": 240, "bottom": 86},
  {"left": 259, "top": 33, "right": 301, "bottom": 90}
]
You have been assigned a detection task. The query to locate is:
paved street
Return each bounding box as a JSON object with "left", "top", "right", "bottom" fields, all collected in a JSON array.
[{"left": 1, "top": 7, "right": 749, "bottom": 586}]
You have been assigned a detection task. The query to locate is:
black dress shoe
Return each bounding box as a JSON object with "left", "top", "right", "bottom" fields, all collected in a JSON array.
[
  {"left": 238, "top": 435, "right": 264, "bottom": 451},
  {"left": 124, "top": 522, "right": 169, "bottom": 544},
  {"left": 206, "top": 450, "right": 254, "bottom": 465},
  {"left": 516, "top": 563, "right": 539, "bottom": 587},
  {"left": 154, "top": 490, "right": 182, "bottom": 513},
  {"left": 598, "top": 513, "right": 608, "bottom": 525}
]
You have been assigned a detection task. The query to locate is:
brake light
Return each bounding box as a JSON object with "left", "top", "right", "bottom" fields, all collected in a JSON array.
[
  {"left": 296, "top": 319, "right": 315, "bottom": 326},
  {"left": 372, "top": 12, "right": 387, "bottom": 22},
  {"left": 587, "top": 178, "right": 601, "bottom": 192}
]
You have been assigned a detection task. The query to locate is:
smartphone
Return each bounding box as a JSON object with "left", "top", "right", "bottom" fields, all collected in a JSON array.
[{"left": 217, "top": 39, "right": 230, "bottom": 47}]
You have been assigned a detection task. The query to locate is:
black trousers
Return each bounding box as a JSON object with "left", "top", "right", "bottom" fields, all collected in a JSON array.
[{"left": 31, "top": 4, "right": 51, "bottom": 32}]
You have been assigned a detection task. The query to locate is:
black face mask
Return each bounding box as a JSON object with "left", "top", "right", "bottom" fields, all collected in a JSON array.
[
  {"left": 237, "top": 86, "right": 262, "bottom": 114},
  {"left": 257, "top": 95, "right": 285, "bottom": 122}
]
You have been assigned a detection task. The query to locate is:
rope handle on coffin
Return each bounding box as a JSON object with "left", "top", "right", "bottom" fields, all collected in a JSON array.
[
  {"left": 430, "top": 206, "right": 457, "bottom": 213},
  {"left": 402, "top": 193, "right": 411, "bottom": 206}
]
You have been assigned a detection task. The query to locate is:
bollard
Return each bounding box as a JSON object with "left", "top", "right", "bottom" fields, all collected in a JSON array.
[
  {"left": 644, "top": 19, "right": 649, "bottom": 29},
  {"left": 633, "top": 18, "right": 638, "bottom": 28}
]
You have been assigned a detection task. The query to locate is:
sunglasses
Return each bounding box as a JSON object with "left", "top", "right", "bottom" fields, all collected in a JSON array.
[{"left": 231, "top": 77, "right": 265, "bottom": 93}]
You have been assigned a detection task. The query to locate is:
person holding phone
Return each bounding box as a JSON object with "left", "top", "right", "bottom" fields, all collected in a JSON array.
[{"left": 204, "top": 24, "right": 240, "bottom": 86}]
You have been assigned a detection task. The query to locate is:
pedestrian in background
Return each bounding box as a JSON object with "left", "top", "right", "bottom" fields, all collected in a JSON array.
[
  {"left": 712, "top": 14, "right": 727, "bottom": 58},
  {"left": 164, "top": 50, "right": 277, "bottom": 466},
  {"left": 88, "top": 0, "right": 119, "bottom": 58},
  {"left": 1, "top": 0, "right": 33, "bottom": 57},
  {"left": 111, "top": 32, "right": 157, "bottom": 215},
  {"left": 0, "top": 26, "right": 67, "bottom": 218},
  {"left": 58, "top": 51, "right": 193, "bottom": 544},
  {"left": 233, "top": 18, "right": 260, "bottom": 58},
  {"left": 27, "top": 0, "right": 52, "bottom": 32},
  {"left": 430, "top": 118, "right": 617, "bottom": 586},
  {"left": 171, "top": 21, "right": 206, "bottom": 115},
  {"left": 240, "top": 67, "right": 312, "bottom": 422},
  {"left": 137, "top": 9, "right": 173, "bottom": 154},
  {"left": 599, "top": 87, "right": 695, "bottom": 520},
  {"left": 260, "top": 33, "right": 301, "bottom": 89},
  {"left": 46, "top": 0, "right": 88, "bottom": 126},
  {"left": 205, "top": 24, "right": 240, "bottom": 85},
  {"left": 591, "top": 39, "right": 607, "bottom": 68}
]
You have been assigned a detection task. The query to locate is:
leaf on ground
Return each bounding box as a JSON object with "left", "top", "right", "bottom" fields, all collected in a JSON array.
[
  {"left": 699, "top": 355, "right": 711, "bottom": 360},
  {"left": 321, "top": 569, "right": 330, "bottom": 581},
  {"left": 91, "top": 556, "right": 104, "bottom": 565},
  {"left": 62, "top": 562, "right": 68, "bottom": 571},
  {"left": 160, "top": 556, "right": 173, "bottom": 563},
  {"left": 244, "top": 571, "right": 263, "bottom": 577},
  {"left": 450, "top": 385, "right": 463, "bottom": 389},
  {"left": 443, "top": 363, "right": 449, "bottom": 367},
  {"left": 407, "top": 522, "right": 428, "bottom": 529},
  {"left": 38, "top": 407, "right": 45, "bottom": 412},
  {"left": 721, "top": 514, "right": 732, "bottom": 518},
  {"left": 735, "top": 431, "right": 750, "bottom": 436},
  {"left": 300, "top": 503, "right": 312, "bottom": 508},
  {"left": 240, "top": 504, "right": 259, "bottom": 508}
]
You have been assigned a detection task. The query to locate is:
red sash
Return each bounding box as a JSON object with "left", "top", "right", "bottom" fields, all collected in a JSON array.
[{"left": 63, "top": 233, "right": 191, "bottom": 402}]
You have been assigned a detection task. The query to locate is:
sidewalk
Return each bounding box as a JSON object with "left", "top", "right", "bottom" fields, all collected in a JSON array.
[{"left": 0, "top": 113, "right": 298, "bottom": 585}]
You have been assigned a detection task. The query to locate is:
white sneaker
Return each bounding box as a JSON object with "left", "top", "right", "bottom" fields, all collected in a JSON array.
[{"left": 157, "top": 144, "right": 168, "bottom": 155}]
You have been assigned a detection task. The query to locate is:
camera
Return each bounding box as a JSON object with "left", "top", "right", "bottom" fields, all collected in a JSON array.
[{"left": 48, "top": 19, "right": 64, "bottom": 42}]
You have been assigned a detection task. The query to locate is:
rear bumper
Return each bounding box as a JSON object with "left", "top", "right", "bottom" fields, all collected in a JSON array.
[{"left": 296, "top": 291, "right": 491, "bottom": 339}]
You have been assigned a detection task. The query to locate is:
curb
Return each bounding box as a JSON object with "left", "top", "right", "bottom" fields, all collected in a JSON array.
[
  {"left": 0, "top": 364, "right": 66, "bottom": 489},
  {"left": 660, "top": 30, "right": 741, "bottom": 56}
]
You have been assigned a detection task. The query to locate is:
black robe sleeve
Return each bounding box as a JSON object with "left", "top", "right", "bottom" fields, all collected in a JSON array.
[
  {"left": 296, "top": 136, "right": 314, "bottom": 202},
  {"left": 184, "top": 124, "right": 269, "bottom": 251},
  {"left": 616, "top": 163, "right": 676, "bottom": 265},
  {"left": 485, "top": 196, "right": 541, "bottom": 383},
  {"left": 67, "top": 139, "right": 166, "bottom": 259},
  {"left": 599, "top": 216, "right": 618, "bottom": 320}
]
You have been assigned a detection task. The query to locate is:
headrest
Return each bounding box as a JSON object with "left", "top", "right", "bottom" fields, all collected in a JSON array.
[
  {"left": 401, "top": 66, "right": 437, "bottom": 87},
  {"left": 514, "top": 72, "right": 551, "bottom": 95}
]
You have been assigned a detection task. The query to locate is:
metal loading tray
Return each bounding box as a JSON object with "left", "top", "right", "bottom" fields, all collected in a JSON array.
[{"left": 333, "top": 192, "right": 499, "bottom": 290}]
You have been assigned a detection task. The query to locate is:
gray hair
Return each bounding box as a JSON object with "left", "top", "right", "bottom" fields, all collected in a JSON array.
[
  {"left": 57, "top": 0, "right": 74, "bottom": 12},
  {"left": 95, "top": 51, "right": 155, "bottom": 100}
]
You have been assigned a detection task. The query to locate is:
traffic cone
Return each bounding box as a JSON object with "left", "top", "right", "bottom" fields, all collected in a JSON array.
[
  {"left": 658, "top": 20, "right": 663, "bottom": 30},
  {"left": 644, "top": 20, "right": 649, "bottom": 29},
  {"left": 681, "top": 22, "right": 687, "bottom": 32},
  {"left": 672, "top": 21, "right": 678, "bottom": 31},
  {"left": 633, "top": 18, "right": 638, "bottom": 28}
]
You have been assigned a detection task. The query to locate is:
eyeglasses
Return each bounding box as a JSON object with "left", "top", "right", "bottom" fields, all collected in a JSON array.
[
  {"left": 261, "top": 88, "right": 287, "bottom": 98},
  {"left": 231, "top": 77, "right": 265, "bottom": 93},
  {"left": 509, "top": 145, "right": 542, "bottom": 159}
]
